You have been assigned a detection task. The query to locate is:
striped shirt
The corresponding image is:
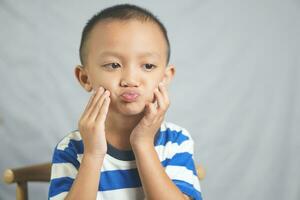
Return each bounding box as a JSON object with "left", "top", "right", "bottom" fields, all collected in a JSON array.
[{"left": 48, "top": 121, "right": 203, "bottom": 200}]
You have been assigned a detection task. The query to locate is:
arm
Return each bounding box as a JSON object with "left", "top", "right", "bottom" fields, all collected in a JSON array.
[
  {"left": 132, "top": 142, "right": 190, "bottom": 200},
  {"left": 49, "top": 148, "right": 105, "bottom": 200},
  {"left": 49, "top": 87, "right": 111, "bottom": 199},
  {"left": 66, "top": 87, "right": 111, "bottom": 199},
  {"left": 130, "top": 82, "right": 193, "bottom": 200},
  {"left": 64, "top": 155, "right": 104, "bottom": 200}
]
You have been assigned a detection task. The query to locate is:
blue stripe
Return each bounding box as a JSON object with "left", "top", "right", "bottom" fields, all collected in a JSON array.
[
  {"left": 173, "top": 179, "right": 202, "bottom": 200},
  {"left": 67, "top": 139, "right": 84, "bottom": 154},
  {"left": 155, "top": 128, "right": 190, "bottom": 146},
  {"left": 56, "top": 138, "right": 84, "bottom": 154},
  {"left": 58, "top": 128, "right": 189, "bottom": 156},
  {"left": 49, "top": 177, "right": 74, "bottom": 197},
  {"left": 68, "top": 129, "right": 190, "bottom": 154},
  {"left": 49, "top": 169, "right": 142, "bottom": 197},
  {"left": 52, "top": 149, "right": 80, "bottom": 169},
  {"left": 100, "top": 168, "right": 141, "bottom": 191},
  {"left": 161, "top": 152, "right": 197, "bottom": 176}
]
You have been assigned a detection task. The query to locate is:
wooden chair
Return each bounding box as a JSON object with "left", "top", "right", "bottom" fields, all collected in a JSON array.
[{"left": 3, "top": 162, "right": 205, "bottom": 200}]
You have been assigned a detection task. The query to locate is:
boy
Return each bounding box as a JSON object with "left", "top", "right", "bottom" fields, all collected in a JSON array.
[{"left": 48, "top": 4, "right": 202, "bottom": 200}]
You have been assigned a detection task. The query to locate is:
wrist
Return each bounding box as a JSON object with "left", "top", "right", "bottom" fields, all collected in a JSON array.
[
  {"left": 83, "top": 153, "right": 106, "bottom": 163},
  {"left": 131, "top": 139, "right": 154, "bottom": 152},
  {"left": 130, "top": 134, "right": 154, "bottom": 147},
  {"left": 82, "top": 153, "right": 105, "bottom": 170}
]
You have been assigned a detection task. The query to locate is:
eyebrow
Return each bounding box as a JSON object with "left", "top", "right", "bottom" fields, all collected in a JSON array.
[{"left": 98, "top": 51, "right": 161, "bottom": 59}]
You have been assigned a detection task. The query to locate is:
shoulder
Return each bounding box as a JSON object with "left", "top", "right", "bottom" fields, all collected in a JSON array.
[
  {"left": 159, "top": 121, "right": 194, "bottom": 144},
  {"left": 51, "top": 130, "right": 83, "bottom": 168},
  {"left": 55, "top": 130, "right": 82, "bottom": 152},
  {"left": 155, "top": 121, "right": 194, "bottom": 158}
]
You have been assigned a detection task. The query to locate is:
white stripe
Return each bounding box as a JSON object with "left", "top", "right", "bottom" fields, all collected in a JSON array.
[
  {"left": 77, "top": 154, "right": 83, "bottom": 163},
  {"left": 57, "top": 131, "right": 81, "bottom": 151},
  {"left": 76, "top": 154, "right": 137, "bottom": 172},
  {"left": 50, "top": 191, "right": 68, "bottom": 200},
  {"left": 155, "top": 139, "right": 194, "bottom": 161},
  {"left": 165, "top": 165, "right": 201, "bottom": 192},
  {"left": 97, "top": 187, "right": 145, "bottom": 200},
  {"left": 51, "top": 163, "right": 77, "bottom": 179}
]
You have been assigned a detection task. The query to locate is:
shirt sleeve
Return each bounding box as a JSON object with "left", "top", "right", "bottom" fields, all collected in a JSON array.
[
  {"left": 164, "top": 130, "right": 203, "bottom": 200},
  {"left": 48, "top": 141, "right": 80, "bottom": 200}
]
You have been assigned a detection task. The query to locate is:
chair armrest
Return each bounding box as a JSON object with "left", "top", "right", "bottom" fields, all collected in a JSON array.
[{"left": 3, "top": 162, "right": 51, "bottom": 184}]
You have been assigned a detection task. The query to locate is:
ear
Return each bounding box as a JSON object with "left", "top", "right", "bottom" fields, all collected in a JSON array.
[
  {"left": 74, "top": 65, "right": 93, "bottom": 92},
  {"left": 162, "top": 64, "right": 176, "bottom": 87}
]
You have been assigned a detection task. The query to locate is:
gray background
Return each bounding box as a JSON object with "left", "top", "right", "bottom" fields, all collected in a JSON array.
[{"left": 0, "top": 0, "right": 299, "bottom": 199}]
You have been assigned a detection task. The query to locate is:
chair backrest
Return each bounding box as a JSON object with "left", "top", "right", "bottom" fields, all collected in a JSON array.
[{"left": 3, "top": 162, "right": 205, "bottom": 200}]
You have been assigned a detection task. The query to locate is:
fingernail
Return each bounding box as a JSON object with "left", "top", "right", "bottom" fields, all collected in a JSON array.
[
  {"left": 105, "top": 90, "right": 110, "bottom": 95},
  {"left": 98, "top": 87, "right": 104, "bottom": 92}
]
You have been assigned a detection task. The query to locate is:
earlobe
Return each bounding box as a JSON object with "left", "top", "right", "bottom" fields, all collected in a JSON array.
[{"left": 74, "top": 65, "right": 93, "bottom": 92}]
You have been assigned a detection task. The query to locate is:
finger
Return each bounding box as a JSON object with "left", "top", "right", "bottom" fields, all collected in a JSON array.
[
  {"left": 158, "top": 82, "right": 170, "bottom": 105},
  {"left": 95, "top": 96, "right": 111, "bottom": 123},
  {"left": 145, "top": 102, "right": 157, "bottom": 119},
  {"left": 82, "top": 87, "right": 105, "bottom": 118},
  {"left": 88, "top": 90, "right": 110, "bottom": 121},
  {"left": 154, "top": 88, "right": 165, "bottom": 111},
  {"left": 83, "top": 87, "right": 104, "bottom": 117}
]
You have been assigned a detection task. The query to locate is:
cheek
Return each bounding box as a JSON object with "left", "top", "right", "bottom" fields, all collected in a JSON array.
[
  {"left": 97, "top": 79, "right": 117, "bottom": 92},
  {"left": 144, "top": 86, "right": 156, "bottom": 101}
]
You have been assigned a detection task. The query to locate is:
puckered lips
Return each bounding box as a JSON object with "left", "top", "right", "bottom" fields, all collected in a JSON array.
[{"left": 120, "top": 90, "right": 140, "bottom": 102}]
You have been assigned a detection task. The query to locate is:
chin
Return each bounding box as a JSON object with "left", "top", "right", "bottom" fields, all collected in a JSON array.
[{"left": 116, "top": 101, "right": 146, "bottom": 116}]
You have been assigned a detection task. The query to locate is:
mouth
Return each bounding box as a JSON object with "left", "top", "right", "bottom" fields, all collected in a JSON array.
[{"left": 120, "top": 92, "right": 140, "bottom": 102}]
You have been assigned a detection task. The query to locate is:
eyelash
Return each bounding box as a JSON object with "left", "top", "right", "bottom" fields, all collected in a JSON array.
[{"left": 102, "top": 63, "right": 157, "bottom": 71}]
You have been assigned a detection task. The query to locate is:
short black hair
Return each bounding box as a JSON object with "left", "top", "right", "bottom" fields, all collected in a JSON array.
[{"left": 79, "top": 4, "right": 171, "bottom": 66}]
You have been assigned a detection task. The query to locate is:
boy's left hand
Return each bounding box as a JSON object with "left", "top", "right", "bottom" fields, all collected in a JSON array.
[{"left": 130, "top": 82, "right": 169, "bottom": 147}]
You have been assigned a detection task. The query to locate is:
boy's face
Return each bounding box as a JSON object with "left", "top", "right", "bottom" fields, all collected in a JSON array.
[{"left": 76, "top": 19, "right": 175, "bottom": 116}]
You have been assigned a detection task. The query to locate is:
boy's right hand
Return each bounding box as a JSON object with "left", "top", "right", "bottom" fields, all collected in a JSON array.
[{"left": 78, "top": 87, "right": 111, "bottom": 158}]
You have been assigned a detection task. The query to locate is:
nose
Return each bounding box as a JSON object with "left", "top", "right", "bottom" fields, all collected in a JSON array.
[{"left": 120, "top": 66, "right": 140, "bottom": 87}]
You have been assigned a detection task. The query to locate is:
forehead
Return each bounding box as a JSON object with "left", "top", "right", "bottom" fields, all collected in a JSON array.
[{"left": 86, "top": 19, "right": 167, "bottom": 61}]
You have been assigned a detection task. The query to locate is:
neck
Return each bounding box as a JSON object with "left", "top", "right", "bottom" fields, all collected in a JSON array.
[{"left": 105, "top": 109, "right": 144, "bottom": 150}]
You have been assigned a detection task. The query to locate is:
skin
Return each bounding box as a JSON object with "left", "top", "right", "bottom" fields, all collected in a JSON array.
[{"left": 66, "top": 19, "right": 191, "bottom": 200}]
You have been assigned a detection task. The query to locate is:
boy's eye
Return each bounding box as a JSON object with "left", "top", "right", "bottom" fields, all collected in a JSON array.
[
  {"left": 102, "top": 63, "right": 156, "bottom": 71},
  {"left": 143, "top": 64, "right": 156, "bottom": 71},
  {"left": 103, "top": 63, "right": 120, "bottom": 69}
]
